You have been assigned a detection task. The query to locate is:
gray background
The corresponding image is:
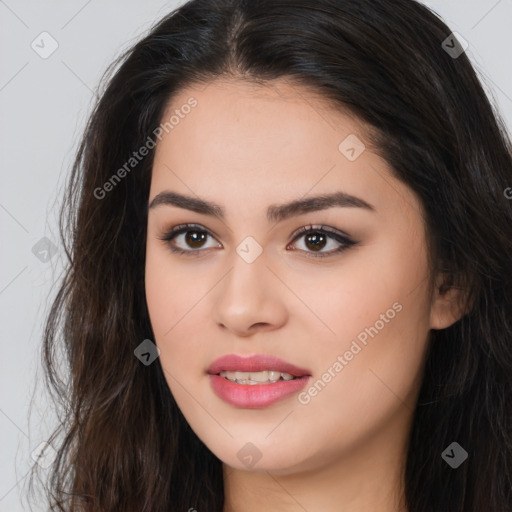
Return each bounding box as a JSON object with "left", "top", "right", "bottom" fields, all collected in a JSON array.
[{"left": 1, "top": 1, "right": 511, "bottom": 510}]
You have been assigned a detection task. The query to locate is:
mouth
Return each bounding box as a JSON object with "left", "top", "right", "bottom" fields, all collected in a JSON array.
[
  {"left": 207, "top": 353, "right": 312, "bottom": 380},
  {"left": 206, "top": 353, "right": 312, "bottom": 408}
]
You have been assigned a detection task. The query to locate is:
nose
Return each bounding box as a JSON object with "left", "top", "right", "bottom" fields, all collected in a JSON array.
[{"left": 212, "top": 247, "right": 288, "bottom": 337}]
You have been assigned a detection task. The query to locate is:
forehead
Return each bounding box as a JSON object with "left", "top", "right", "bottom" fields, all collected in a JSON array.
[
  {"left": 154, "top": 78, "right": 368, "bottom": 179},
  {"left": 160, "top": 77, "right": 368, "bottom": 149}
]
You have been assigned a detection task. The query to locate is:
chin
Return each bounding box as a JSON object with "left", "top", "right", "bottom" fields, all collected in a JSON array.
[{"left": 203, "top": 435, "right": 318, "bottom": 475}]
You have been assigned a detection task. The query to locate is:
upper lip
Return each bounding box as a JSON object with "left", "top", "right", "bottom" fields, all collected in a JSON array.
[{"left": 207, "top": 354, "right": 312, "bottom": 377}]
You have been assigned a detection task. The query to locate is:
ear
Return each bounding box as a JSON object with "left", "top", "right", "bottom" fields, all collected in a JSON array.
[{"left": 429, "top": 272, "right": 469, "bottom": 330}]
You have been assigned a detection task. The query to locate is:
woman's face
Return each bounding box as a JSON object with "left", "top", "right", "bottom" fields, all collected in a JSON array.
[{"left": 145, "top": 78, "right": 458, "bottom": 475}]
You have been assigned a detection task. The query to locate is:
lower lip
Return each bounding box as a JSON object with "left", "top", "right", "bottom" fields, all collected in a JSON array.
[{"left": 208, "top": 374, "right": 311, "bottom": 408}]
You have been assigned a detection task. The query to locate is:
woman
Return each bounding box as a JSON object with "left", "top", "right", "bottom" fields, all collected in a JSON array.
[{"left": 31, "top": 0, "right": 512, "bottom": 510}]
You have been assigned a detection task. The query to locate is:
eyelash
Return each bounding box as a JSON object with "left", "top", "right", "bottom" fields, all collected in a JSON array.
[{"left": 157, "top": 223, "right": 357, "bottom": 259}]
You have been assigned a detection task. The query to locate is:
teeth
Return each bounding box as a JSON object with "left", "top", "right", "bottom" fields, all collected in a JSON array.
[
  {"left": 219, "top": 370, "right": 298, "bottom": 384},
  {"left": 268, "top": 370, "right": 280, "bottom": 382}
]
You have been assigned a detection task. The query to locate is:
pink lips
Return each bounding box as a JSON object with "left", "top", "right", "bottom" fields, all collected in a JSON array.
[{"left": 207, "top": 354, "right": 312, "bottom": 409}]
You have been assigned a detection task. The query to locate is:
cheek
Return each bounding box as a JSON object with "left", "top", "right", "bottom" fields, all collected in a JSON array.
[
  {"left": 144, "top": 241, "right": 210, "bottom": 382},
  {"left": 145, "top": 240, "right": 198, "bottom": 337},
  {"left": 290, "top": 230, "right": 430, "bottom": 347},
  {"left": 145, "top": 246, "right": 173, "bottom": 338}
]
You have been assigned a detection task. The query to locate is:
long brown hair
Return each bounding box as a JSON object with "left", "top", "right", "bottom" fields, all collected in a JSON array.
[{"left": 28, "top": 0, "right": 512, "bottom": 510}]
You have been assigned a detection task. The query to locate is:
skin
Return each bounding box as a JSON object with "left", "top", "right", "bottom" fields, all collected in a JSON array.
[{"left": 145, "top": 77, "right": 465, "bottom": 512}]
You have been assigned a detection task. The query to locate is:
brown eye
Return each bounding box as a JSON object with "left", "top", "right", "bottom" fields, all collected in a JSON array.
[
  {"left": 183, "top": 230, "right": 208, "bottom": 249},
  {"left": 303, "top": 232, "right": 328, "bottom": 252},
  {"left": 288, "top": 225, "right": 356, "bottom": 258},
  {"left": 158, "top": 223, "right": 221, "bottom": 255}
]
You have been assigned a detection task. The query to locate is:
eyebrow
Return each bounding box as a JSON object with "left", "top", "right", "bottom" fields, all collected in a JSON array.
[{"left": 148, "top": 190, "right": 376, "bottom": 223}]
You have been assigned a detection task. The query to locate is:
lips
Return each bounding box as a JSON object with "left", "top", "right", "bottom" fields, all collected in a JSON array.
[
  {"left": 206, "top": 353, "right": 312, "bottom": 377},
  {"left": 207, "top": 353, "right": 312, "bottom": 408}
]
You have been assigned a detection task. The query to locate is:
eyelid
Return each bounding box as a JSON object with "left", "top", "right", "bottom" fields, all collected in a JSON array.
[{"left": 289, "top": 224, "right": 353, "bottom": 243}]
